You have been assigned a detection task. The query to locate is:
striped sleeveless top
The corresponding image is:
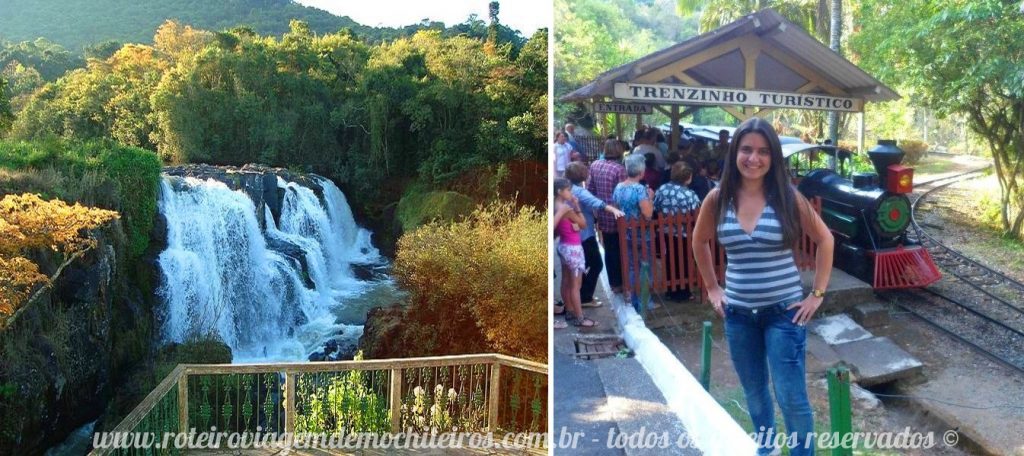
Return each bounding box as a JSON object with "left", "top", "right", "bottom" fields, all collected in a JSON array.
[{"left": 716, "top": 203, "right": 803, "bottom": 308}]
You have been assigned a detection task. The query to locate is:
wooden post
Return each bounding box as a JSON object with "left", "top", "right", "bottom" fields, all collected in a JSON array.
[
  {"left": 487, "top": 363, "right": 502, "bottom": 431},
  {"left": 284, "top": 371, "right": 296, "bottom": 433},
  {"left": 615, "top": 113, "right": 623, "bottom": 140},
  {"left": 858, "top": 110, "right": 866, "bottom": 154},
  {"left": 700, "top": 321, "right": 713, "bottom": 391},
  {"left": 390, "top": 368, "right": 403, "bottom": 433},
  {"left": 177, "top": 372, "right": 189, "bottom": 433},
  {"left": 670, "top": 105, "right": 680, "bottom": 152},
  {"left": 827, "top": 366, "right": 853, "bottom": 456}
]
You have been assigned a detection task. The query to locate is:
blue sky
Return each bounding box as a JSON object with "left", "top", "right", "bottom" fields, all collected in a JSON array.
[{"left": 294, "top": 0, "right": 550, "bottom": 35}]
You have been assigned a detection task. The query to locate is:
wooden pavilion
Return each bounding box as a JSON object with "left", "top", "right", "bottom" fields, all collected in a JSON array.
[{"left": 560, "top": 9, "right": 899, "bottom": 152}]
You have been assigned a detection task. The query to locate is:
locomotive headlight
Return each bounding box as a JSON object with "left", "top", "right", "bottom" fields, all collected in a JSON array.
[{"left": 899, "top": 174, "right": 912, "bottom": 189}]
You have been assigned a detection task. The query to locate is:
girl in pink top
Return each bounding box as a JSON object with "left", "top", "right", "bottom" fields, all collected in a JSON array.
[{"left": 554, "top": 178, "right": 597, "bottom": 328}]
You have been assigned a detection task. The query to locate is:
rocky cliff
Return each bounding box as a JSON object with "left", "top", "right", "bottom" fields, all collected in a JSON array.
[{"left": 0, "top": 221, "right": 155, "bottom": 455}]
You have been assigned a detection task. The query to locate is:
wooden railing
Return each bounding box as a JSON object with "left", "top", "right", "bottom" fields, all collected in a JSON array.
[
  {"left": 89, "top": 354, "right": 547, "bottom": 455},
  {"left": 617, "top": 198, "right": 822, "bottom": 295}
]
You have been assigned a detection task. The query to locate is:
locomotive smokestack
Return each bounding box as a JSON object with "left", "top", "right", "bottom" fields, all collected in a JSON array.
[{"left": 867, "top": 140, "right": 905, "bottom": 186}]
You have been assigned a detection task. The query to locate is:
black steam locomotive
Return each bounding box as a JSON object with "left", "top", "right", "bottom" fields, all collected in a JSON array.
[{"left": 791, "top": 140, "right": 941, "bottom": 289}]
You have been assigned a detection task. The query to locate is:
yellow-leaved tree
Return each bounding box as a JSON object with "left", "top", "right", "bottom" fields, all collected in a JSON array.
[
  {"left": 393, "top": 202, "right": 546, "bottom": 362},
  {"left": 0, "top": 193, "right": 119, "bottom": 322}
]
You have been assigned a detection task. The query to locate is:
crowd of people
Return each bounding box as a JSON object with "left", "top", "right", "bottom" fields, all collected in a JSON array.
[{"left": 551, "top": 123, "right": 731, "bottom": 326}]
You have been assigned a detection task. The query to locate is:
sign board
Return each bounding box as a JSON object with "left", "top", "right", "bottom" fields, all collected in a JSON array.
[
  {"left": 613, "top": 83, "right": 863, "bottom": 112},
  {"left": 593, "top": 102, "right": 653, "bottom": 114}
]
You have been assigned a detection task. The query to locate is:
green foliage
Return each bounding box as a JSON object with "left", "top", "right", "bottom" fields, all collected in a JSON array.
[
  {"left": 396, "top": 187, "right": 476, "bottom": 232},
  {"left": 554, "top": 0, "right": 697, "bottom": 122},
  {"left": 852, "top": 0, "right": 1024, "bottom": 237},
  {"left": 0, "top": 38, "right": 83, "bottom": 81},
  {"left": 392, "top": 202, "right": 547, "bottom": 362},
  {"left": 0, "top": 79, "right": 11, "bottom": 135},
  {"left": 12, "top": 20, "right": 545, "bottom": 218},
  {"left": 0, "top": 138, "right": 160, "bottom": 258},
  {"left": 294, "top": 352, "right": 390, "bottom": 434}
]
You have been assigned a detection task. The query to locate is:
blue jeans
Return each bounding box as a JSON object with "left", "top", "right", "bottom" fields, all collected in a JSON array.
[
  {"left": 625, "top": 236, "right": 652, "bottom": 313},
  {"left": 725, "top": 299, "right": 814, "bottom": 456}
]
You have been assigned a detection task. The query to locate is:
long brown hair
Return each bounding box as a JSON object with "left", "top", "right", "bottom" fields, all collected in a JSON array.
[{"left": 715, "top": 117, "right": 801, "bottom": 247}]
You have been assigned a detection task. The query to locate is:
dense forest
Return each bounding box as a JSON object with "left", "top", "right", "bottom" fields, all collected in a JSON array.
[
  {"left": 0, "top": 0, "right": 527, "bottom": 54},
  {"left": 2, "top": 18, "right": 546, "bottom": 224}
]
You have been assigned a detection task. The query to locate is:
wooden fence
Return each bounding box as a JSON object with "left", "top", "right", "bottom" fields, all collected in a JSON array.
[
  {"left": 616, "top": 198, "right": 822, "bottom": 295},
  {"left": 89, "top": 353, "right": 547, "bottom": 455}
]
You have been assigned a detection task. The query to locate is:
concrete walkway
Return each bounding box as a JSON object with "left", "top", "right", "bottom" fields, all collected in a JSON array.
[
  {"left": 553, "top": 282, "right": 699, "bottom": 455},
  {"left": 553, "top": 250, "right": 752, "bottom": 455}
]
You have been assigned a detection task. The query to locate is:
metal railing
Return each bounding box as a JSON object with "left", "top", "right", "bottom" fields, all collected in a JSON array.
[
  {"left": 89, "top": 353, "right": 547, "bottom": 455},
  {"left": 616, "top": 197, "right": 822, "bottom": 294}
]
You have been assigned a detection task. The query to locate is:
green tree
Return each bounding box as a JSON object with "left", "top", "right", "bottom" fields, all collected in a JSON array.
[
  {"left": 0, "top": 78, "right": 12, "bottom": 134},
  {"left": 853, "top": 0, "right": 1024, "bottom": 237}
]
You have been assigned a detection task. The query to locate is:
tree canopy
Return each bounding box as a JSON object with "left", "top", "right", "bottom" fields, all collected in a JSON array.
[
  {"left": 9, "top": 19, "right": 547, "bottom": 216},
  {"left": 852, "top": 0, "right": 1024, "bottom": 237}
]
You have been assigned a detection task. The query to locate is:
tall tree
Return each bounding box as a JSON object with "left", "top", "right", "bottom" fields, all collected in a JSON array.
[
  {"left": 0, "top": 78, "right": 12, "bottom": 134},
  {"left": 825, "top": 0, "right": 841, "bottom": 144},
  {"left": 487, "top": 1, "right": 500, "bottom": 45},
  {"left": 853, "top": 0, "right": 1024, "bottom": 237}
]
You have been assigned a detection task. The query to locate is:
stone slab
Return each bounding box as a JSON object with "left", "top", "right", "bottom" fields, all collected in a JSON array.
[
  {"left": 831, "top": 336, "right": 924, "bottom": 386},
  {"left": 850, "top": 302, "right": 890, "bottom": 328},
  {"left": 807, "top": 314, "right": 873, "bottom": 345},
  {"left": 800, "top": 268, "right": 874, "bottom": 312},
  {"left": 806, "top": 333, "right": 842, "bottom": 371}
]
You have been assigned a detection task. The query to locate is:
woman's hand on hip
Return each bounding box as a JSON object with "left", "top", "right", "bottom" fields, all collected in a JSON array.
[
  {"left": 788, "top": 296, "right": 823, "bottom": 326},
  {"left": 707, "top": 286, "right": 727, "bottom": 318}
]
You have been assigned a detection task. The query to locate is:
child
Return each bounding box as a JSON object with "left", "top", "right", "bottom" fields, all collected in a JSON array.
[{"left": 553, "top": 178, "right": 597, "bottom": 328}]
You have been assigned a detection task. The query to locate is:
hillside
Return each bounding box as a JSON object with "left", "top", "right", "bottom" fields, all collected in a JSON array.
[{"left": 0, "top": 0, "right": 497, "bottom": 53}]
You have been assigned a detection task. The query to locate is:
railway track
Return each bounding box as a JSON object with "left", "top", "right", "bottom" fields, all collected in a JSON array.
[{"left": 882, "top": 166, "right": 1024, "bottom": 373}]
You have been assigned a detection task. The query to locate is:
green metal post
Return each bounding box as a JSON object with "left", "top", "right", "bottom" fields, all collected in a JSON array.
[
  {"left": 639, "top": 262, "right": 651, "bottom": 314},
  {"left": 700, "top": 321, "right": 712, "bottom": 391},
  {"left": 827, "top": 366, "right": 853, "bottom": 456}
]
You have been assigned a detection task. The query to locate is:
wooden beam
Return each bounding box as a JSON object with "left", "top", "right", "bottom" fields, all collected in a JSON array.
[
  {"left": 740, "top": 41, "right": 760, "bottom": 90},
  {"left": 637, "top": 35, "right": 760, "bottom": 84},
  {"left": 723, "top": 106, "right": 750, "bottom": 121},
  {"left": 654, "top": 105, "right": 673, "bottom": 117}
]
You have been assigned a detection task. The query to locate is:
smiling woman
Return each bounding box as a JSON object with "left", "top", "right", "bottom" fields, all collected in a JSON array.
[{"left": 693, "top": 117, "right": 834, "bottom": 456}]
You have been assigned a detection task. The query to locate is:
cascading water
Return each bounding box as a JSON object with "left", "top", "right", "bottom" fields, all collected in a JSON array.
[{"left": 157, "top": 173, "right": 388, "bottom": 362}]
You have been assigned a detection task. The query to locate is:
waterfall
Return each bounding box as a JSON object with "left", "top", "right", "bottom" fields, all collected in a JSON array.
[{"left": 156, "top": 175, "right": 382, "bottom": 362}]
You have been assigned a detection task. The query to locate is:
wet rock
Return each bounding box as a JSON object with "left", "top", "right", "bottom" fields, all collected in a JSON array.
[
  {"left": 308, "top": 334, "right": 360, "bottom": 362},
  {"left": 352, "top": 262, "right": 389, "bottom": 282}
]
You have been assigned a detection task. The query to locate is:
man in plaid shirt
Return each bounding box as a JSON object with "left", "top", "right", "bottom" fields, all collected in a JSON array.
[{"left": 588, "top": 139, "right": 628, "bottom": 291}]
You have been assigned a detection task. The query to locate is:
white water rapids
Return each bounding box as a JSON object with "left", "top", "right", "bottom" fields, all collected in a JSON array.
[{"left": 156, "top": 174, "right": 385, "bottom": 362}]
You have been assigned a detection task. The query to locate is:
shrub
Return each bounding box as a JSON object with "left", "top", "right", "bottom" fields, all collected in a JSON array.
[
  {"left": 0, "top": 193, "right": 119, "bottom": 322},
  {"left": 0, "top": 138, "right": 160, "bottom": 257},
  {"left": 392, "top": 202, "right": 546, "bottom": 362},
  {"left": 899, "top": 139, "right": 928, "bottom": 165},
  {"left": 395, "top": 186, "right": 476, "bottom": 232}
]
